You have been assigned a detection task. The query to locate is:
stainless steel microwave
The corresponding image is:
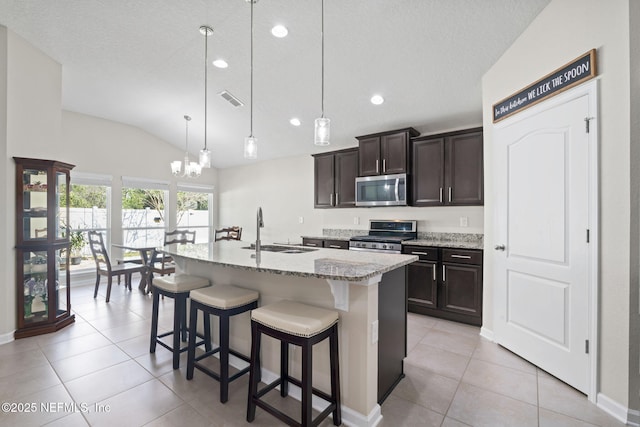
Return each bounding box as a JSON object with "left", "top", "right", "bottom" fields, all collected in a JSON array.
[{"left": 355, "top": 173, "right": 408, "bottom": 207}]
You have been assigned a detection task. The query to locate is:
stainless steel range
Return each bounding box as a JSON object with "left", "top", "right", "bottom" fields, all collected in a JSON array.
[{"left": 349, "top": 220, "right": 417, "bottom": 253}]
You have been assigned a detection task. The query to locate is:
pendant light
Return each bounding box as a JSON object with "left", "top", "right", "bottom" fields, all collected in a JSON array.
[
  {"left": 199, "top": 25, "right": 213, "bottom": 168},
  {"left": 314, "top": 0, "right": 330, "bottom": 145},
  {"left": 244, "top": 0, "right": 258, "bottom": 159},
  {"left": 171, "top": 115, "right": 202, "bottom": 178}
]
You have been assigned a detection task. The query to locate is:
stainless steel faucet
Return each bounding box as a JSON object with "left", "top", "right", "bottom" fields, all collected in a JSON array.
[{"left": 255, "top": 207, "right": 264, "bottom": 262}]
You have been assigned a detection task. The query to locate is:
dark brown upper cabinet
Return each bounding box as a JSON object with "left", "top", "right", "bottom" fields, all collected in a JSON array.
[
  {"left": 313, "top": 148, "right": 359, "bottom": 208},
  {"left": 357, "top": 128, "right": 419, "bottom": 176},
  {"left": 412, "top": 127, "right": 484, "bottom": 206}
]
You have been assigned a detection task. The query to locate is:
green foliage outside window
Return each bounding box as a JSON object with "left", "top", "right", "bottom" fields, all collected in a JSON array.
[{"left": 61, "top": 184, "right": 107, "bottom": 208}]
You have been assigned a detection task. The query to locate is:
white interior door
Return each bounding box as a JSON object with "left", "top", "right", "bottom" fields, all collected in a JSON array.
[{"left": 493, "top": 85, "right": 596, "bottom": 394}]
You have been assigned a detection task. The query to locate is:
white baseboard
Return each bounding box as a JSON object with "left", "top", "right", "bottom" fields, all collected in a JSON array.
[
  {"left": 597, "top": 392, "right": 637, "bottom": 426},
  {"left": 0, "top": 330, "right": 14, "bottom": 346},
  {"left": 225, "top": 353, "right": 381, "bottom": 426},
  {"left": 479, "top": 326, "right": 494, "bottom": 341}
]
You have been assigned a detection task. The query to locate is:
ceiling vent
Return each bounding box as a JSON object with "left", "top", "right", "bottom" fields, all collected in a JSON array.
[{"left": 218, "top": 90, "right": 244, "bottom": 108}]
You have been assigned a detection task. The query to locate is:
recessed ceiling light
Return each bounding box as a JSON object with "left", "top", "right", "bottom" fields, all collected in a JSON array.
[
  {"left": 271, "top": 25, "right": 288, "bottom": 38},
  {"left": 213, "top": 59, "right": 228, "bottom": 69},
  {"left": 290, "top": 118, "right": 301, "bottom": 126},
  {"left": 370, "top": 95, "right": 384, "bottom": 105}
]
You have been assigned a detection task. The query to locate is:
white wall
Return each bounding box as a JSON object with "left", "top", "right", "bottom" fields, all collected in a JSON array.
[
  {"left": 0, "top": 28, "right": 64, "bottom": 341},
  {"left": 0, "top": 27, "right": 219, "bottom": 339},
  {"left": 482, "top": 0, "right": 633, "bottom": 410},
  {"left": 628, "top": 0, "right": 640, "bottom": 415},
  {"left": 0, "top": 27, "right": 11, "bottom": 343},
  {"left": 218, "top": 153, "right": 484, "bottom": 244}
]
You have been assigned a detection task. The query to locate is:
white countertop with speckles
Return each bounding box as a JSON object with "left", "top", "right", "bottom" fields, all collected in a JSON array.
[{"left": 160, "top": 241, "right": 417, "bottom": 283}]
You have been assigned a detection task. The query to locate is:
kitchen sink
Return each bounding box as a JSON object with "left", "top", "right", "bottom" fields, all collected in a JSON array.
[{"left": 241, "top": 244, "right": 318, "bottom": 254}]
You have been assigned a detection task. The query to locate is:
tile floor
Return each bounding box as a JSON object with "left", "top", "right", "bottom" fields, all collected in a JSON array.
[{"left": 0, "top": 279, "right": 627, "bottom": 427}]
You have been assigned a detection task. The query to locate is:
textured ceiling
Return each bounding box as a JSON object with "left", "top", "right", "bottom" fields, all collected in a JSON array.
[{"left": 0, "top": 0, "right": 550, "bottom": 169}]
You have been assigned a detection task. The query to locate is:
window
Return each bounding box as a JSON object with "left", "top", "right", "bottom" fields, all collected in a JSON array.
[
  {"left": 121, "top": 177, "right": 169, "bottom": 249},
  {"left": 177, "top": 184, "right": 214, "bottom": 243},
  {"left": 65, "top": 173, "right": 112, "bottom": 273}
]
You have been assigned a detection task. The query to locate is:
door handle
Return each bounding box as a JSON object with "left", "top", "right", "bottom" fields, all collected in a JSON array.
[
  {"left": 383, "top": 158, "right": 386, "bottom": 173},
  {"left": 494, "top": 244, "right": 506, "bottom": 251},
  {"left": 375, "top": 159, "right": 379, "bottom": 174},
  {"left": 442, "top": 265, "right": 446, "bottom": 282},
  {"left": 432, "top": 264, "right": 436, "bottom": 281}
]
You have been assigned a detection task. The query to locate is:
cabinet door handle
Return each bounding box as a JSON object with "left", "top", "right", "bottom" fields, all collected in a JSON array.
[
  {"left": 442, "top": 265, "right": 446, "bottom": 282},
  {"left": 411, "top": 251, "right": 429, "bottom": 255},
  {"left": 330, "top": 193, "right": 334, "bottom": 206},
  {"left": 439, "top": 188, "right": 443, "bottom": 203},
  {"left": 376, "top": 159, "right": 379, "bottom": 174},
  {"left": 451, "top": 254, "right": 471, "bottom": 259},
  {"left": 328, "top": 245, "right": 342, "bottom": 249},
  {"left": 432, "top": 264, "right": 436, "bottom": 281},
  {"left": 448, "top": 187, "right": 452, "bottom": 202},
  {"left": 306, "top": 242, "right": 318, "bottom": 247},
  {"left": 383, "top": 158, "right": 386, "bottom": 173},
  {"left": 335, "top": 193, "right": 339, "bottom": 205}
]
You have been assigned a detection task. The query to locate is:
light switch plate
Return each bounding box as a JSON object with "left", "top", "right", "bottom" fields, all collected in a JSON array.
[
  {"left": 459, "top": 216, "right": 469, "bottom": 227},
  {"left": 298, "top": 216, "right": 304, "bottom": 224}
]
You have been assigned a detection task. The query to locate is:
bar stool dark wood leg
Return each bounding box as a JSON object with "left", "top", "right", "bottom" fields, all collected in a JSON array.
[
  {"left": 280, "top": 341, "right": 289, "bottom": 397},
  {"left": 330, "top": 324, "right": 341, "bottom": 425},
  {"left": 301, "top": 340, "right": 313, "bottom": 426},
  {"left": 150, "top": 288, "right": 160, "bottom": 353},
  {"left": 247, "top": 321, "right": 260, "bottom": 423}
]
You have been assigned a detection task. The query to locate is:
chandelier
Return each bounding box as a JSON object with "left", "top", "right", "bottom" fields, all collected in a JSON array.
[{"left": 171, "top": 115, "right": 202, "bottom": 178}]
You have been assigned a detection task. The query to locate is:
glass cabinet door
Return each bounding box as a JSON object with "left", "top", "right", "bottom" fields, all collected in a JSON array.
[
  {"left": 22, "top": 168, "right": 49, "bottom": 241},
  {"left": 22, "top": 250, "right": 49, "bottom": 324},
  {"left": 54, "top": 248, "right": 69, "bottom": 318},
  {"left": 56, "top": 171, "right": 67, "bottom": 240}
]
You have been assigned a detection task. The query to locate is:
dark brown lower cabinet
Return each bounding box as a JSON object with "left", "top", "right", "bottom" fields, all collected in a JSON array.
[
  {"left": 302, "top": 237, "right": 349, "bottom": 250},
  {"left": 403, "top": 245, "right": 483, "bottom": 326}
]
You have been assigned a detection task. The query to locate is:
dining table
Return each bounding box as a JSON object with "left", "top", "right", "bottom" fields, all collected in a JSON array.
[{"left": 112, "top": 242, "right": 160, "bottom": 294}]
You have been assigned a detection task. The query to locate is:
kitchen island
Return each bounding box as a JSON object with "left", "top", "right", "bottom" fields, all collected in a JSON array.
[{"left": 161, "top": 241, "right": 417, "bottom": 427}]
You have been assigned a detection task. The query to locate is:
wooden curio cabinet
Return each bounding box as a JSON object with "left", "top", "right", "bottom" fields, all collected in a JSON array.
[{"left": 14, "top": 157, "right": 75, "bottom": 338}]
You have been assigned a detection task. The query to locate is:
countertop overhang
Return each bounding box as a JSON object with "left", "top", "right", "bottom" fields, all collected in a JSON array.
[{"left": 160, "top": 241, "right": 417, "bottom": 283}]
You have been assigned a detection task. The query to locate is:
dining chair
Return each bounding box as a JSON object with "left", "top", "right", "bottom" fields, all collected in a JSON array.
[
  {"left": 150, "top": 229, "right": 196, "bottom": 277},
  {"left": 214, "top": 226, "right": 242, "bottom": 241},
  {"left": 88, "top": 231, "right": 144, "bottom": 302}
]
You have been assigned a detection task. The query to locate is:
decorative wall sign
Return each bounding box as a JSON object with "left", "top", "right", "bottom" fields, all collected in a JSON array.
[{"left": 493, "top": 49, "right": 596, "bottom": 123}]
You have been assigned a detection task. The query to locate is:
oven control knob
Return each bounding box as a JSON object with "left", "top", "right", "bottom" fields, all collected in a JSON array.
[{"left": 382, "top": 244, "right": 387, "bottom": 249}]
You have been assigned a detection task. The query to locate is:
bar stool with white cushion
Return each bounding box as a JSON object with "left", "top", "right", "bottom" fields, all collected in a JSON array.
[
  {"left": 186, "top": 285, "right": 260, "bottom": 403},
  {"left": 150, "top": 274, "right": 211, "bottom": 370},
  {"left": 247, "top": 300, "right": 341, "bottom": 426}
]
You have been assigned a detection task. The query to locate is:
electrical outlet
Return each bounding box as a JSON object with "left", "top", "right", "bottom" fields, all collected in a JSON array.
[
  {"left": 460, "top": 216, "right": 469, "bottom": 227},
  {"left": 298, "top": 216, "right": 304, "bottom": 224},
  {"left": 371, "top": 320, "right": 379, "bottom": 344},
  {"left": 354, "top": 216, "right": 360, "bottom": 225}
]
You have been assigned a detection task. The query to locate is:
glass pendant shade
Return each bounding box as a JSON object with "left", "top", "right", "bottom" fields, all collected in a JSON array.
[
  {"left": 186, "top": 158, "right": 202, "bottom": 177},
  {"left": 314, "top": 117, "right": 330, "bottom": 145},
  {"left": 199, "top": 149, "right": 211, "bottom": 168},
  {"left": 244, "top": 136, "right": 258, "bottom": 159},
  {"left": 171, "top": 160, "right": 182, "bottom": 175}
]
